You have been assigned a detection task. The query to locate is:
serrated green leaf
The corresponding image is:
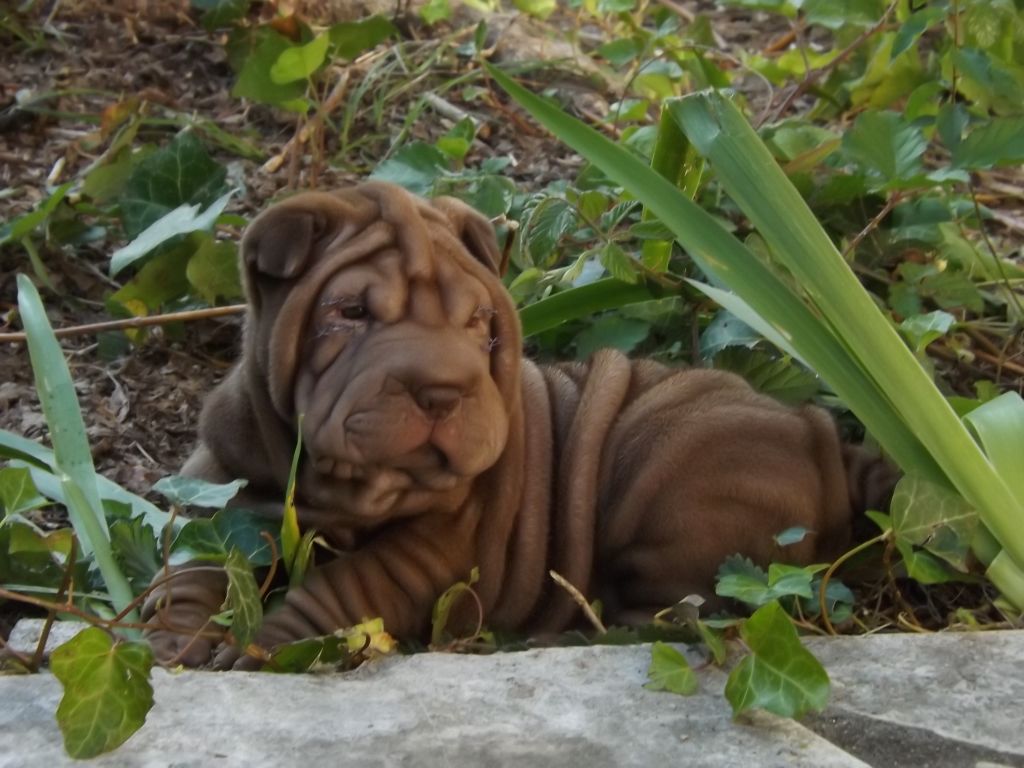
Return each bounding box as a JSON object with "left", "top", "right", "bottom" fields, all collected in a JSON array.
[
  {"left": 841, "top": 110, "right": 926, "bottom": 185},
  {"left": 51, "top": 628, "right": 154, "bottom": 759},
  {"left": 953, "top": 117, "right": 1024, "bottom": 170},
  {"left": 713, "top": 348, "right": 819, "bottom": 405},
  {"left": 890, "top": 473, "right": 978, "bottom": 571},
  {"left": 153, "top": 475, "right": 246, "bottom": 509},
  {"left": 186, "top": 235, "right": 242, "bottom": 304},
  {"left": 328, "top": 16, "right": 397, "bottom": 60},
  {"left": 270, "top": 33, "right": 328, "bottom": 84},
  {"left": 224, "top": 548, "right": 263, "bottom": 648},
  {"left": 521, "top": 197, "right": 579, "bottom": 267},
  {"left": 0, "top": 466, "right": 47, "bottom": 516},
  {"left": 644, "top": 641, "right": 698, "bottom": 695},
  {"left": 110, "top": 190, "right": 234, "bottom": 277},
  {"left": 598, "top": 241, "right": 638, "bottom": 284},
  {"left": 724, "top": 601, "right": 830, "bottom": 719},
  {"left": 119, "top": 131, "right": 228, "bottom": 239}
]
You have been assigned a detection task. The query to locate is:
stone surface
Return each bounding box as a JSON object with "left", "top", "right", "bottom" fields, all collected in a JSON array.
[
  {"left": 7, "top": 619, "right": 88, "bottom": 658},
  {"left": 1, "top": 642, "right": 861, "bottom": 768},
  {"left": 2, "top": 627, "right": 1023, "bottom": 767}
]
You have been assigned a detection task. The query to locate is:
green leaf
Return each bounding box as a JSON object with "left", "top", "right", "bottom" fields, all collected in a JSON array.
[
  {"left": 518, "top": 196, "right": 579, "bottom": 268},
  {"left": 119, "top": 131, "right": 228, "bottom": 238},
  {"left": 431, "top": 567, "right": 480, "bottom": 646},
  {"left": 0, "top": 183, "right": 72, "bottom": 246},
  {"left": 895, "top": 539, "right": 961, "bottom": 584},
  {"left": 518, "top": 278, "right": 661, "bottom": 337},
  {"left": 598, "top": 242, "right": 638, "bottom": 284},
  {"left": 513, "top": 0, "right": 556, "bottom": 18},
  {"left": 0, "top": 466, "right": 47, "bottom": 516},
  {"left": 171, "top": 507, "right": 279, "bottom": 566},
  {"left": 232, "top": 27, "right": 309, "bottom": 111},
  {"left": 224, "top": 548, "right": 263, "bottom": 648},
  {"left": 890, "top": 7, "right": 945, "bottom": 60},
  {"left": 17, "top": 276, "right": 136, "bottom": 621},
  {"left": 899, "top": 310, "right": 955, "bottom": 353},
  {"left": 953, "top": 118, "right": 1024, "bottom": 170},
  {"left": 713, "top": 348, "right": 819, "bottom": 405},
  {"left": 282, "top": 419, "right": 303, "bottom": 582},
  {"left": 110, "top": 190, "right": 234, "bottom": 277},
  {"left": 191, "top": 0, "right": 250, "bottom": 29},
  {"left": 108, "top": 240, "right": 193, "bottom": 315},
  {"left": 51, "top": 628, "right": 154, "bottom": 759},
  {"left": 574, "top": 316, "right": 650, "bottom": 360},
  {"left": 328, "top": 16, "right": 397, "bottom": 60},
  {"left": 774, "top": 527, "right": 810, "bottom": 547},
  {"left": 724, "top": 601, "right": 830, "bottom": 719},
  {"left": 369, "top": 142, "right": 449, "bottom": 196},
  {"left": 841, "top": 110, "right": 926, "bottom": 185},
  {"left": 110, "top": 516, "right": 162, "bottom": 590},
  {"left": 419, "top": 0, "right": 451, "bottom": 24},
  {"left": 644, "top": 641, "right": 698, "bottom": 695},
  {"left": 270, "top": 32, "right": 329, "bottom": 84},
  {"left": 890, "top": 473, "right": 978, "bottom": 571},
  {"left": 186, "top": 235, "right": 243, "bottom": 303},
  {"left": 153, "top": 475, "right": 246, "bottom": 509}
]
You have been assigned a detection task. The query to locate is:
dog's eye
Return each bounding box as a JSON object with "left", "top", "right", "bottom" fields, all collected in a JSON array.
[{"left": 340, "top": 305, "right": 368, "bottom": 321}]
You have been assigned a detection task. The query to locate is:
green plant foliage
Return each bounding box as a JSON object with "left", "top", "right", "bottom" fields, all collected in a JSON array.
[
  {"left": 118, "top": 131, "right": 228, "bottom": 239},
  {"left": 50, "top": 628, "right": 154, "bottom": 759},
  {"left": 0, "top": 466, "right": 48, "bottom": 516},
  {"left": 723, "top": 601, "right": 830, "bottom": 719},
  {"left": 170, "top": 507, "right": 280, "bottom": 567},
  {"left": 224, "top": 548, "right": 263, "bottom": 648},
  {"left": 644, "top": 641, "right": 698, "bottom": 695},
  {"left": 152, "top": 476, "right": 247, "bottom": 509}
]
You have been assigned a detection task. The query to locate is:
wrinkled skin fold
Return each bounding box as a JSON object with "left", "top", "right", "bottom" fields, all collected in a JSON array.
[{"left": 143, "top": 182, "right": 896, "bottom": 669}]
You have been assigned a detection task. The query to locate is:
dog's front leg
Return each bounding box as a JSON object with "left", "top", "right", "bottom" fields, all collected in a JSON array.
[{"left": 217, "top": 516, "right": 475, "bottom": 669}]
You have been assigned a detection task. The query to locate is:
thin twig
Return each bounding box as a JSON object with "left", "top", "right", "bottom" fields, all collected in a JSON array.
[
  {"left": 842, "top": 193, "right": 903, "bottom": 260},
  {"left": 30, "top": 537, "right": 78, "bottom": 669},
  {"left": 0, "top": 304, "right": 245, "bottom": 344},
  {"left": 763, "top": 0, "right": 899, "bottom": 125},
  {"left": 550, "top": 570, "right": 607, "bottom": 634}
]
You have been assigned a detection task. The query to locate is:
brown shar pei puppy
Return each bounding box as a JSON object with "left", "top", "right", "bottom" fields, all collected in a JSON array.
[{"left": 144, "top": 181, "right": 893, "bottom": 668}]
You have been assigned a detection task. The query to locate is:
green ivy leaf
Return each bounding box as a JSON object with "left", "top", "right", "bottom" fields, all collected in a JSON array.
[
  {"left": 644, "top": 641, "right": 698, "bottom": 695},
  {"left": 110, "top": 516, "right": 162, "bottom": 590},
  {"left": 224, "top": 548, "right": 263, "bottom": 648},
  {"left": 890, "top": 473, "right": 978, "bottom": 571},
  {"left": 171, "top": 507, "right": 279, "bottom": 566},
  {"left": 153, "top": 475, "right": 247, "bottom": 509},
  {"left": 119, "top": 131, "right": 228, "bottom": 239},
  {"left": 110, "top": 190, "right": 234, "bottom": 277},
  {"left": 724, "top": 601, "right": 830, "bottom": 719},
  {"left": 51, "top": 628, "right": 154, "bottom": 759},
  {"left": 270, "top": 32, "right": 329, "bottom": 84},
  {"left": 841, "top": 110, "right": 926, "bottom": 186},
  {"left": 107, "top": 239, "right": 193, "bottom": 315},
  {"left": 598, "top": 241, "right": 638, "bottom": 284},
  {"left": 0, "top": 466, "right": 48, "bottom": 516},
  {"left": 328, "top": 16, "right": 397, "bottom": 60}
]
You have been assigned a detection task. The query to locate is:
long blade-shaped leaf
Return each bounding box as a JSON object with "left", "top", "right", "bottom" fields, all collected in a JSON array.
[{"left": 16, "top": 275, "right": 137, "bottom": 621}]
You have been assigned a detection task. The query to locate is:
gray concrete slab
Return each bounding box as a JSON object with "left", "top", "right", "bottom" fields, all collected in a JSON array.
[
  {"left": 1, "top": 642, "right": 862, "bottom": 768},
  {"left": 806, "top": 631, "right": 1024, "bottom": 768},
  {"left": 2, "top": 626, "right": 1023, "bottom": 768}
]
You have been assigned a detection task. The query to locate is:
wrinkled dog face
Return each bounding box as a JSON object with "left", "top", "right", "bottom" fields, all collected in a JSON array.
[{"left": 241, "top": 185, "right": 519, "bottom": 522}]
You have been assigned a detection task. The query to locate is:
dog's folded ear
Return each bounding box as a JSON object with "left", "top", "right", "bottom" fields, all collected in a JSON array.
[
  {"left": 241, "top": 196, "right": 333, "bottom": 279},
  {"left": 431, "top": 196, "right": 508, "bottom": 276}
]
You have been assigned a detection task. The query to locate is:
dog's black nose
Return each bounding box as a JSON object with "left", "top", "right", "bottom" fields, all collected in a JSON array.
[{"left": 415, "top": 385, "right": 462, "bottom": 419}]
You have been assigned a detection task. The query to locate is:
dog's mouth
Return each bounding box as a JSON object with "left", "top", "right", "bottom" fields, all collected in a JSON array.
[{"left": 312, "top": 446, "right": 460, "bottom": 492}]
